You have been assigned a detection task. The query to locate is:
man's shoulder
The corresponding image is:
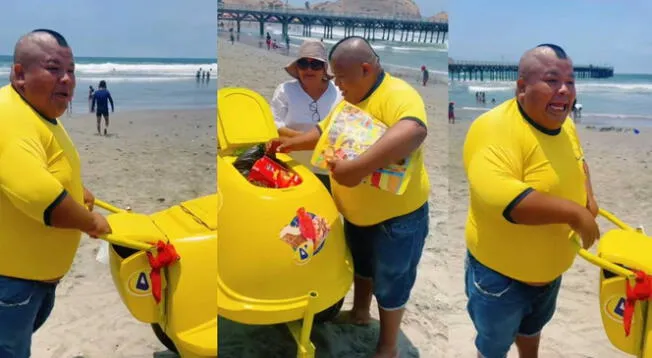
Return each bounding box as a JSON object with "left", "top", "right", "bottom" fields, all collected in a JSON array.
[
  {"left": 375, "top": 72, "right": 423, "bottom": 105},
  {"left": 467, "top": 99, "right": 524, "bottom": 146},
  {"left": 383, "top": 73, "right": 419, "bottom": 93}
]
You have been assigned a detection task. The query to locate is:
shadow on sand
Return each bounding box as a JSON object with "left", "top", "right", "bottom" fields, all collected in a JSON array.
[{"left": 218, "top": 316, "right": 420, "bottom": 358}]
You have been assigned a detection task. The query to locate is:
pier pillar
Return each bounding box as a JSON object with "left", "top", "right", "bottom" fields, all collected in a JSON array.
[
  {"left": 237, "top": 20, "right": 241, "bottom": 33},
  {"left": 282, "top": 22, "right": 288, "bottom": 37},
  {"left": 259, "top": 21, "right": 265, "bottom": 37}
]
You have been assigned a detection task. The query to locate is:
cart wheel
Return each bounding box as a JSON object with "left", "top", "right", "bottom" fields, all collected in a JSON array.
[
  {"left": 314, "top": 298, "right": 344, "bottom": 323},
  {"left": 151, "top": 323, "right": 178, "bottom": 354}
]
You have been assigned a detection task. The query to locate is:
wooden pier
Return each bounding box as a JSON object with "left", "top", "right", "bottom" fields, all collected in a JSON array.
[
  {"left": 448, "top": 61, "right": 614, "bottom": 81},
  {"left": 217, "top": 4, "right": 448, "bottom": 44}
]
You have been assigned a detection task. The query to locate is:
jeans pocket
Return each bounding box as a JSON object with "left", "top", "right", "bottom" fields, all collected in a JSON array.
[
  {"left": 471, "top": 259, "right": 513, "bottom": 298},
  {"left": 0, "top": 276, "right": 37, "bottom": 307},
  {"left": 381, "top": 204, "right": 429, "bottom": 240}
]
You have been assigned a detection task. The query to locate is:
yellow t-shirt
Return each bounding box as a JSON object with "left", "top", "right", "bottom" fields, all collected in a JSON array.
[
  {"left": 318, "top": 72, "right": 430, "bottom": 226},
  {"left": 463, "top": 98, "right": 587, "bottom": 282},
  {"left": 0, "top": 85, "right": 84, "bottom": 281}
]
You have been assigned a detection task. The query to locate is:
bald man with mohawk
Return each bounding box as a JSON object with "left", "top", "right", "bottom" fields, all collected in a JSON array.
[
  {"left": 270, "top": 36, "right": 430, "bottom": 358},
  {"left": 0, "top": 29, "right": 111, "bottom": 357},
  {"left": 462, "top": 44, "right": 599, "bottom": 358}
]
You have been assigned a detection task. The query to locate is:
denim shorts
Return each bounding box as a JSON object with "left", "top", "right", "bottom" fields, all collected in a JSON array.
[
  {"left": 464, "top": 252, "right": 562, "bottom": 358},
  {"left": 343, "top": 202, "right": 429, "bottom": 310},
  {"left": 0, "top": 275, "right": 57, "bottom": 358},
  {"left": 315, "top": 173, "right": 331, "bottom": 194}
]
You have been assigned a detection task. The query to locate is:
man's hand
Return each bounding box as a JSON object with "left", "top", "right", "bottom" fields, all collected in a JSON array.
[
  {"left": 85, "top": 212, "right": 112, "bottom": 239},
  {"left": 266, "top": 137, "right": 294, "bottom": 154},
  {"left": 569, "top": 207, "right": 600, "bottom": 249},
  {"left": 83, "top": 187, "right": 95, "bottom": 212},
  {"left": 327, "top": 158, "right": 369, "bottom": 187},
  {"left": 587, "top": 195, "right": 599, "bottom": 218}
]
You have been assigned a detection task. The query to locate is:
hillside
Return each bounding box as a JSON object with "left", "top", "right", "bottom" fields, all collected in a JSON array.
[
  {"left": 429, "top": 11, "right": 448, "bottom": 23},
  {"left": 311, "top": 0, "right": 421, "bottom": 19},
  {"left": 222, "top": 0, "right": 430, "bottom": 19}
]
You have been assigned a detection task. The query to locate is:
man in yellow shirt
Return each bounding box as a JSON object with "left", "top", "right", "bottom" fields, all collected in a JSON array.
[
  {"left": 0, "top": 29, "right": 111, "bottom": 357},
  {"left": 270, "top": 36, "right": 430, "bottom": 358},
  {"left": 462, "top": 44, "right": 600, "bottom": 358}
]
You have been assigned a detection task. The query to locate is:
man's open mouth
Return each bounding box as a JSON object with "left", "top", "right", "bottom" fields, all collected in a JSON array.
[{"left": 548, "top": 103, "right": 568, "bottom": 112}]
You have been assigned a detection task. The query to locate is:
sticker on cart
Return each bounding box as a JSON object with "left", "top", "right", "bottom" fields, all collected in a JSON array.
[
  {"left": 127, "top": 271, "right": 152, "bottom": 296},
  {"left": 279, "top": 207, "right": 330, "bottom": 265},
  {"left": 604, "top": 295, "right": 627, "bottom": 323}
]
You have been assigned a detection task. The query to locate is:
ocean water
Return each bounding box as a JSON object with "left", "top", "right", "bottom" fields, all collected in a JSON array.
[
  {"left": 449, "top": 74, "right": 652, "bottom": 128},
  {"left": 219, "top": 21, "right": 448, "bottom": 80},
  {"left": 0, "top": 55, "right": 217, "bottom": 112}
]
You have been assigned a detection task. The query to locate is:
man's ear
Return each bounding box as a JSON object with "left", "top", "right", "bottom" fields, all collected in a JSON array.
[
  {"left": 516, "top": 78, "right": 526, "bottom": 99},
  {"left": 12, "top": 64, "right": 25, "bottom": 87},
  {"left": 361, "top": 63, "right": 371, "bottom": 76}
]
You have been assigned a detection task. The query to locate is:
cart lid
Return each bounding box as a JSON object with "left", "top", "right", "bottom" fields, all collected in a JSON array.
[{"left": 217, "top": 88, "right": 278, "bottom": 151}]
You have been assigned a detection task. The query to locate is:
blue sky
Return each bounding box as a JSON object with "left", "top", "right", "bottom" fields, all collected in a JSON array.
[
  {"left": 0, "top": 0, "right": 215, "bottom": 59},
  {"left": 286, "top": 0, "right": 447, "bottom": 17},
  {"left": 449, "top": 0, "right": 652, "bottom": 74}
]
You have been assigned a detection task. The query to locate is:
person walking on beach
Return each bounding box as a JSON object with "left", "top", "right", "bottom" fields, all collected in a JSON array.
[
  {"left": 91, "top": 80, "right": 114, "bottom": 136},
  {"left": 0, "top": 29, "right": 112, "bottom": 358},
  {"left": 269, "top": 36, "right": 430, "bottom": 358},
  {"left": 266, "top": 32, "right": 272, "bottom": 50},
  {"left": 448, "top": 101, "right": 455, "bottom": 124},
  {"left": 88, "top": 85, "right": 94, "bottom": 112},
  {"left": 462, "top": 44, "right": 599, "bottom": 358},
  {"left": 269, "top": 39, "right": 343, "bottom": 192},
  {"left": 421, "top": 65, "right": 429, "bottom": 86}
]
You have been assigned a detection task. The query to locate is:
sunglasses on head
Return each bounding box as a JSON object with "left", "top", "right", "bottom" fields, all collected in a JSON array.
[{"left": 296, "top": 58, "right": 325, "bottom": 71}]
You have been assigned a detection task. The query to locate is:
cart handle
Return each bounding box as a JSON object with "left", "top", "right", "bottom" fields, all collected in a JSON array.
[
  {"left": 571, "top": 208, "right": 637, "bottom": 280},
  {"left": 93, "top": 199, "right": 157, "bottom": 251}
]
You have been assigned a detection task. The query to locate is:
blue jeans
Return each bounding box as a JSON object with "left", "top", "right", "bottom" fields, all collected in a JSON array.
[
  {"left": 0, "top": 275, "right": 57, "bottom": 358},
  {"left": 464, "top": 252, "right": 562, "bottom": 358},
  {"left": 343, "top": 203, "right": 429, "bottom": 310}
]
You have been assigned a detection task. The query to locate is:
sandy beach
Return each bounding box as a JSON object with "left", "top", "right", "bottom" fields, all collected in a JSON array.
[
  {"left": 30, "top": 108, "right": 216, "bottom": 358},
  {"left": 219, "top": 35, "right": 652, "bottom": 357},
  {"left": 217, "top": 38, "right": 450, "bottom": 357},
  {"left": 447, "top": 109, "right": 652, "bottom": 357}
]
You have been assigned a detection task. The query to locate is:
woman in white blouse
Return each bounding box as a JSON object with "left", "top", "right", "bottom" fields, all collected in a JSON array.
[{"left": 271, "top": 39, "right": 343, "bottom": 192}]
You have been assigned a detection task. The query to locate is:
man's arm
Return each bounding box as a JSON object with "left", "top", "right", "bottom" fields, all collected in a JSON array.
[
  {"left": 276, "top": 126, "right": 321, "bottom": 152},
  {"left": 108, "top": 93, "right": 114, "bottom": 112},
  {"left": 467, "top": 143, "right": 599, "bottom": 245},
  {"left": 91, "top": 94, "right": 96, "bottom": 112},
  {"left": 583, "top": 160, "right": 599, "bottom": 217},
  {"left": 0, "top": 138, "right": 107, "bottom": 234},
  {"left": 277, "top": 127, "right": 302, "bottom": 138},
  {"left": 356, "top": 119, "right": 426, "bottom": 173},
  {"left": 467, "top": 144, "right": 585, "bottom": 226}
]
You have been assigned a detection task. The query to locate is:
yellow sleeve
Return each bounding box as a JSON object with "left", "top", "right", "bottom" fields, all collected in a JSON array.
[
  {"left": 0, "top": 136, "right": 67, "bottom": 226},
  {"left": 467, "top": 144, "right": 532, "bottom": 223},
  {"left": 387, "top": 88, "right": 427, "bottom": 127}
]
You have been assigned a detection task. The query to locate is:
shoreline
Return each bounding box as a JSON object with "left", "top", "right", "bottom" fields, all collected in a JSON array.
[{"left": 218, "top": 30, "right": 449, "bottom": 83}]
